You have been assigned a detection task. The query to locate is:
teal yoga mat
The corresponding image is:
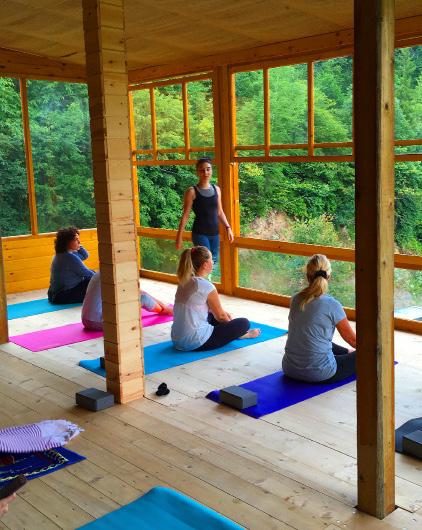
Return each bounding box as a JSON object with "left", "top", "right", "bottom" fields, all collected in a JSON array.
[
  {"left": 79, "top": 321, "right": 287, "bottom": 376},
  {"left": 7, "top": 298, "right": 81, "bottom": 320},
  {"left": 78, "top": 486, "right": 244, "bottom": 529}
]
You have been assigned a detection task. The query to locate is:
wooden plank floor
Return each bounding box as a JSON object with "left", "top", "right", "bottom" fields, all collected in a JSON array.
[{"left": 1, "top": 278, "right": 421, "bottom": 530}]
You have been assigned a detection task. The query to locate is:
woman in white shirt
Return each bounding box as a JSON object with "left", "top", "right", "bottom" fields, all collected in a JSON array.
[{"left": 171, "top": 246, "right": 260, "bottom": 351}]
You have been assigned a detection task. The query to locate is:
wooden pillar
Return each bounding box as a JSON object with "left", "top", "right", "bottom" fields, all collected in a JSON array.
[
  {"left": 213, "top": 66, "right": 238, "bottom": 294},
  {"left": 354, "top": 0, "right": 395, "bottom": 518},
  {"left": 0, "top": 238, "right": 9, "bottom": 344},
  {"left": 82, "top": 0, "right": 144, "bottom": 403}
]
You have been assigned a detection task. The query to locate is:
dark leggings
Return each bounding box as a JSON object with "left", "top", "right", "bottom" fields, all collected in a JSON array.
[
  {"left": 194, "top": 314, "right": 250, "bottom": 351},
  {"left": 319, "top": 342, "right": 356, "bottom": 383},
  {"left": 49, "top": 277, "right": 91, "bottom": 304}
]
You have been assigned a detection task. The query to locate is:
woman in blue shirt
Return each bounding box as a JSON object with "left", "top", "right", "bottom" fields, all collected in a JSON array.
[
  {"left": 48, "top": 227, "right": 95, "bottom": 304},
  {"left": 282, "top": 254, "right": 356, "bottom": 383}
]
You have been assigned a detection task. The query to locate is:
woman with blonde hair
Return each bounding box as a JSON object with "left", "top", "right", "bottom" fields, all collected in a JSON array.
[
  {"left": 282, "top": 254, "right": 356, "bottom": 383},
  {"left": 171, "top": 246, "right": 260, "bottom": 351}
]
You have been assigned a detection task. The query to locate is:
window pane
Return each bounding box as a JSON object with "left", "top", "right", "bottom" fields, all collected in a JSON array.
[
  {"left": 138, "top": 164, "right": 218, "bottom": 230},
  {"left": 270, "top": 64, "right": 308, "bottom": 144},
  {"left": 27, "top": 80, "right": 94, "bottom": 233},
  {"left": 140, "top": 236, "right": 221, "bottom": 283},
  {"left": 235, "top": 70, "right": 264, "bottom": 146},
  {"left": 0, "top": 78, "right": 30, "bottom": 236},
  {"left": 394, "top": 46, "right": 422, "bottom": 143},
  {"left": 188, "top": 80, "right": 214, "bottom": 147},
  {"left": 314, "top": 56, "right": 352, "bottom": 143},
  {"left": 155, "top": 85, "right": 184, "bottom": 149},
  {"left": 132, "top": 89, "right": 152, "bottom": 151},
  {"left": 394, "top": 269, "right": 422, "bottom": 314},
  {"left": 395, "top": 162, "right": 422, "bottom": 256},
  {"left": 238, "top": 249, "right": 356, "bottom": 308},
  {"left": 238, "top": 162, "right": 355, "bottom": 247}
]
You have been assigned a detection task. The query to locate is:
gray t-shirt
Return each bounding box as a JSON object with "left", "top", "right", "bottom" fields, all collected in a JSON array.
[{"left": 282, "top": 294, "right": 346, "bottom": 382}]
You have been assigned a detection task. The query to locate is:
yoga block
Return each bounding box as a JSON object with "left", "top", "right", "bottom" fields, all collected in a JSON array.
[
  {"left": 403, "top": 430, "right": 422, "bottom": 459},
  {"left": 220, "top": 386, "right": 257, "bottom": 409},
  {"left": 100, "top": 356, "right": 105, "bottom": 369},
  {"left": 76, "top": 388, "right": 114, "bottom": 411}
]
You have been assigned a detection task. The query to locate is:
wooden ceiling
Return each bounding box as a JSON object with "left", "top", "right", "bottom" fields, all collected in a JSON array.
[{"left": 0, "top": 0, "right": 421, "bottom": 74}]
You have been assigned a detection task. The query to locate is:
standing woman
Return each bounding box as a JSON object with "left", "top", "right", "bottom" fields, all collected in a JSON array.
[
  {"left": 171, "top": 246, "right": 260, "bottom": 351},
  {"left": 175, "top": 158, "right": 234, "bottom": 264},
  {"left": 48, "top": 227, "right": 95, "bottom": 304},
  {"left": 282, "top": 254, "right": 356, "bottom": 383}
]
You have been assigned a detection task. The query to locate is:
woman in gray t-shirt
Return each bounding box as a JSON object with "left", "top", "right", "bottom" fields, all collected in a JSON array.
[{"left": 282, "top": 254, "right": 356, "bottom": 383}]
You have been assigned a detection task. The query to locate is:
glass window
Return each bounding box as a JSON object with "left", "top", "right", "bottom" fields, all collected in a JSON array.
[
  {"left": 235, "top": 70, "right": 264, "bottom": 147},
  {"left": 314, "top": 56, "right": 353, "bottom": 144},
  {"left": 395, "top": 162, "right": 422, "bottom": 256},
  {"left": 269, "top": 64, "right": 308, "bottom": 145},
  {"left": 0, "top": 78, "right": 30, "bottom": 236},
  {"left": 188, "top": 79, "right": 214, "bottom": 147},
  {"left": 238, "top": 249, "right": 356, "bottom": 308},
  {"left": 155, "top": 85, "right": 184, "bottom": 150},
  {"left": 238, "top": 162, "right": 355, "bottom": 246},
  {"left": 394, "top": 268, "right": 422, "bottom": 313},
  {"left": 27, "top": 80, "right": 94, "bottom": 233},
  {"left": 132, "top": 89, "right": 152, "bottom": 153}
]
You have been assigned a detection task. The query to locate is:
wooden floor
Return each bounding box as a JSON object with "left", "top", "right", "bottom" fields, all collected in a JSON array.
[{"left": 1, "top": 278, "right": 421, "bottom": 530}]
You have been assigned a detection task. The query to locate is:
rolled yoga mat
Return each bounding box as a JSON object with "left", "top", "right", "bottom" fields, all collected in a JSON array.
[
  {"left": 79, "top": 321, "right": 287, "bottom": 376},
  {"left": 10, "top": 309, "right": 173, "bottom": 352},
  {"left": 206, "top": 363, "right": 396, "bottom": 418},
  {"left": 77, "top": 485, "right": 244, "bottom": 530},
  {"left": 7, "top": 298, "right": 81, "bottom": 320}
]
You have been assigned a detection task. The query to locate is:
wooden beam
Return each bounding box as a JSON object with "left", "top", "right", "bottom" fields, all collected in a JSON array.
[
  {"left": 0, "top": 238, "right": 9, "bottom": 344},
  {"left": 83, "top": 0, "right": 143, "bottom": 404},
  {"left": 354, "top": 0, "right": 395, "bottom": 518},
  {"left": 0, "top": 47, "right": 86, "bottom": 83},
  {"left": 19, "top": 79, "right": 38, "bottom": 235}
]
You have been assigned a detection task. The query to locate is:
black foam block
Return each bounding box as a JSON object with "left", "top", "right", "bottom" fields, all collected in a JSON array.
[
  {"left": 76, "top": 387, "right": 114, "bottom": 411},
  {"left": 395, "top": 417, "right": 422, "bottom": 453},
  {"left": 403, "top": 430, "right": 422, "bottom": 460},
  {"left": 220, "top": 385, "right": 258, "bottom": 410}
]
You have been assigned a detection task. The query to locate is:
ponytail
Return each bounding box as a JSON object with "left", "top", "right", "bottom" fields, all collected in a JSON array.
[
  {"left": 177, "top": 246, "right": 210, "bottom": 285},
  {"left": 298, "top": 254, "right": 331, "bottom": 310}
]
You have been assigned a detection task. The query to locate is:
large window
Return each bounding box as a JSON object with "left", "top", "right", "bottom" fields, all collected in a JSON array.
[
  {"left": 0, "top": 78, "right": 30, "bottom": 236},
  {"left": 27, "top": 80, "right": 95, "bottom": 233}
]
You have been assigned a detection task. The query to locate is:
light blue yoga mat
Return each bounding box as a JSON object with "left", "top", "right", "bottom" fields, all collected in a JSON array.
[
  {"left": 78, "top": 486, "right": 244, "bottom": 529},
  {"left": 79, "top": 321, "right": 287, "bottom": 376},
  {"left": 7, "top": 298, "right": 81, "bottom": 320}
]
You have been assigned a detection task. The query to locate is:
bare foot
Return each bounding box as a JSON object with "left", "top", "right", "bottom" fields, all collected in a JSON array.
[{"left": 240, "top": 328, "right": 261, "bottom": 339}]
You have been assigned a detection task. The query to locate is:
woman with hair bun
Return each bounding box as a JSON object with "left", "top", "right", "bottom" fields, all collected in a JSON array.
[
  {"left": 171, "top": 246, "right": 260, "bottom": 351},
  {"left": 282, "top": 254, "right": 356, "bottom": 383}
]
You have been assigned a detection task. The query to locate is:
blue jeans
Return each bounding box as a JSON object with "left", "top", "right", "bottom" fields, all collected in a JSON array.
[{"left": 192, "top": 233, "right": 220, "bottom": 264}]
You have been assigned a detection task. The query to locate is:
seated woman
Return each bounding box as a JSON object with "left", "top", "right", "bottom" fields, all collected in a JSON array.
[
  {"left": 48, "top": 227, "right": 95, "bottom": 304},
  {"left": 282, "top": 254, "right": 356, "bottom": 383},
  {"left": 171, "top": 246, "right": 260, "bottom": 351},
  {"left": 82, "top": 272, "right": 173, "bottom": 330}
]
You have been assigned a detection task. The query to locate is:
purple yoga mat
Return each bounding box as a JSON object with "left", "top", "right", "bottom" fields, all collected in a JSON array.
[
  {"left": 206, "top": 371, "right": 357, "bottom": 418},
  {"left": 10, "top": 310, "right": 173, "bottom": 352}
]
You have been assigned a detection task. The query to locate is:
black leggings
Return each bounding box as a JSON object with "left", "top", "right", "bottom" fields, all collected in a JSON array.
[
  {"left": 49, "top": 277, "right": 91, "bottom": 304},
  {"left": 194, "top": 314, "right": 250, "bottom": 351},
  {"left": 319, "top": 342, "right": 356, "bottom": 383}
]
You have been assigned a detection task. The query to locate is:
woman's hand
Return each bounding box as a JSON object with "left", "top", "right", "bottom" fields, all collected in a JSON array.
[
  {"left": 226, "top": 227, "right": 234, "bottom": 243},
  {"left": 0, "top": 494, "right": 16, "bottom": 518}
]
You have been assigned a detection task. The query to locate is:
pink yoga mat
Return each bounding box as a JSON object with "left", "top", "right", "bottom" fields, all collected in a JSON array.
[{"left": 10, "top": 310, "right": 173, "bottom": 352}]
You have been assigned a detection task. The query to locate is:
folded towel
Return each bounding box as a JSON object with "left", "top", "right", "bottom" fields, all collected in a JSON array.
[{"left": 0, "top": 420, "right": 83, "bottom": 453}]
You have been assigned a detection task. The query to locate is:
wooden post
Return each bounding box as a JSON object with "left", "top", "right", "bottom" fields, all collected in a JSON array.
[
  {"left": 354, "top": 0, "right": 395, "bottom": 518},
  {"left": 0, "top": 238, "right": 9, "bottom": 344},
  {"left": 213, "top": 67, "right": 238, "bottom": 295},
  {"left": 82, "top": 0, "right": 144, "bottom": 403}
]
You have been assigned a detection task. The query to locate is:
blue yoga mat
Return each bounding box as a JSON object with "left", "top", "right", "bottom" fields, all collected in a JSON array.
[
  {"left": 78, "top": 486, "right": 243, "bottom": 529},
  {"left": 206, "top": 371, "right": 357, "bottom": 418},
  {"left": 7, "top": 298, "right": 81, "bottom": 320},
  {"left": 0, "top": 447, "right": 85, "bottom": 486},
  {"left": 79, "top": 321, "right": 287, "bottom": 376}
]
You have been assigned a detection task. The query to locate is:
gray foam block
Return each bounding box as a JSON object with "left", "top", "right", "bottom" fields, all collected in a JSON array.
[
  {"left": 76, "top": 387, "right": 115, "bottom": 411},
  {"left": 403, "top": 429, "right": 422, "bottom": 460},
  {"left": 220, "top": 385, "right": 258, "bottom": 410}
]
